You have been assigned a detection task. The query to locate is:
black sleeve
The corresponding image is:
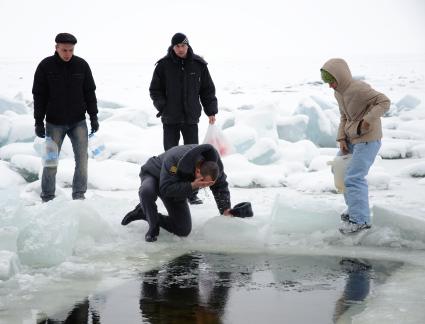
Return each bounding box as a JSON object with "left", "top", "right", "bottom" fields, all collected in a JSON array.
[
  {"left": 159, "top": 154, "right": 193, "bottom": 199},
  {"left": 84, "top": 62, "right": 98, "bottom": 118},
  {"left": 200, "top": 66, "right": 218, "bottom": 116},
  {"left": 210, "top": 170, "right": 231, "bottom": 214},
  {"left": 149, "top": 64, "right": 167, "bottom": 114},
  {"left": 32, "top": 63, "right": 48, "bottom": 124}
]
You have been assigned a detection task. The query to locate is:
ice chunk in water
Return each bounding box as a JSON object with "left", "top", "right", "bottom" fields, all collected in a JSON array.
[
  {"left": 270, "top": 194, "right": 341, "bottom": 234},
  {"left": 17, "top": 199, "right": 79, "bottom": 267}
]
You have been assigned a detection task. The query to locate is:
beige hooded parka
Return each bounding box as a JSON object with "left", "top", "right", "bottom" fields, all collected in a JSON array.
[{"left": 321, "top": 58, "right": 390, "bottom": 144}]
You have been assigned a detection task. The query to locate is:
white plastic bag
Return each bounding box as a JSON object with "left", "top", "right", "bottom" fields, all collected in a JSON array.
[{"left": 202, "top": 124, "right": 234, "bottom": 156}]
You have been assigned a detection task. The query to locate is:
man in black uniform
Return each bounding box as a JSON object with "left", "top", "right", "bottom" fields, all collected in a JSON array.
[
  {"left": 149, "top": 33, "right": 218, "bottom": 204},
  {"left": 121, "top": 144, "right": 231, "bottom": 242},
  {"left": 32, "top": 33, "right": 99, "bottom": 202}
]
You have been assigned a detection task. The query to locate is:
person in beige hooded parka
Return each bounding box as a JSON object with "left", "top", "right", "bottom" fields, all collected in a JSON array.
[{"left": 321, "top": 58, "right": 390, "bottom": 234}]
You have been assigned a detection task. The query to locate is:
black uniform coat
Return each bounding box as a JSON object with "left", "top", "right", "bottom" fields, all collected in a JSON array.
[
  {"left": 149, "top": 46, "right": 218, "bottom": 125},
  {"left": 141, "top": 144, "right": 231, "bottom": 214},
  {"left": 32, "top": 52, "right": 98, "bottom": 125}
]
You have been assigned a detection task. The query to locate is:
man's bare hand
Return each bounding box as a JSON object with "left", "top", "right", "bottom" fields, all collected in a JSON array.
[
  {"left": 191, "top": 178, "right": 215, "bottom": 190},
  {"left": 361, "top": 120, "right": 370, "bottom": 130},
  {"left": 339, "top": 140, "right": 349, "bottom": 155},
  {"left": 223, "top": 209, "right": 232, "bottom": 216}
]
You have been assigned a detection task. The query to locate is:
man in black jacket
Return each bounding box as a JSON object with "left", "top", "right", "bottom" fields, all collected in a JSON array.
[
  {"left": 149, "top": 33, "right": 218, "bottom": 205},
  {"left": 121, "top": 144, "right": 231, "bottom": 242},
  {"left": 32, "top": 33, "right": 99, "bottom": 202}
]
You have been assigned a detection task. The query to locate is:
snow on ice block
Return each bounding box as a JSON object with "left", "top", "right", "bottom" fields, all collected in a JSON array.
[
  {"left": 0, "top": 142, "right": 37, "bottom": 161},
  {"left": 276, "top": 115, "right": 308, "bottom": 142},
  {"left": 379, "top": 140, "right": 408, "bottom": 159},
  {"left": 0, "top": 115, "right": 11, "bottom": 146},
  {"left": 399, "top": 161, "right": 425, "bottom": 178},
  {"left": 223, "top": 154, "right": 287, "bottom": 187},
  {"left": 270, "top": 194, "right": 341, "bottom": 234},
  {"left": 410, "top": 144, "right": 425, "bottom": 158},
  {"left": 223, "top": 125, "right": 257, "bottom": 153},
  {"left": 0, "top": 161, "right": 26, "bottom": 189},
  {"left": 0, "top": 96, "right": 28, "bottom": 114},
  {"left": 0, "top": 250, "right": 21, "bottom": 280},
  {"left": 397, "top": 120, "right": 425, "bottom": 139},
  {"left": 310, "top": 95, "right": 337, "bottom": 111},
  {"left": 396, "top": 94, "right": 421, "bottom": 110},
  {"left": 293, "top": 97, "right": 338, "bottom": 147},
  {"left": 373, "top": 205, "right": 425, "bottom": 242},
  {"left": 10, "top": 154, "right": 41, "bottom": 182},
  {"left": 0, "top": 226, "right": 19, "bottom": 252},
  {"left": 239, "top": 110, "right": 277, "bottom": 138},
  {"left": 4, "top": 114, "right": 34, "bottom": 144},
  {"left": 245, "top": 138, "right": 280, "bottom": 165}
]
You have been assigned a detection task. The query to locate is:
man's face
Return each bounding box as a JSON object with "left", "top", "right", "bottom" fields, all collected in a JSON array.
[
  {"left": 329, "top": 81, "right": 338, "bottom": 89},
  {"left": 173, "top": 43, "right": 188, "bottom": 59},
  {"left": 55, "top": 43, "right": 74, "bottom": 62},
  {"left": 195, "top": 168, "right": 215, "bottom": 183}
]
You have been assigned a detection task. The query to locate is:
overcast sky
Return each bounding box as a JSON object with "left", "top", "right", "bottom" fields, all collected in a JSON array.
[{"left": 0, "top": 0, "right": 424, "bottom": 62}]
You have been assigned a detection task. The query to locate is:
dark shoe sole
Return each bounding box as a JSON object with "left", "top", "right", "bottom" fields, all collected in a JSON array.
[
  {"left": 41, "top": 196, "right": 55, "bottom": 203},
  {"left": 121, "top": 205, "right": 146, "bottom": 226},
  {"left": 188, "top": 199, "right": 203, "bottom": 205}
]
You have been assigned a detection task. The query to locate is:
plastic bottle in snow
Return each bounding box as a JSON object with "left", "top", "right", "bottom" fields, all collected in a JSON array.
[
  {"left": 327, "top": 154, "right": 352, "bottom": 193},
  {"left": 42, "top": 136, "right": 59, "bottom": 167},
  {"left": 88, "top": 133, "right": 109, "bottom": 160}
]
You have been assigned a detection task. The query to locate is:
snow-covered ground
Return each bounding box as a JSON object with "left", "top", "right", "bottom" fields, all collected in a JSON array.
[{"left": 1, "top": 55, "right": 425, "bottom": 323}]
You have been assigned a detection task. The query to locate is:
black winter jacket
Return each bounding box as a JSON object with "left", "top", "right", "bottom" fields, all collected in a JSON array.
[
  {"left": 149, "top": 46, "right": 218, "bottom": 124},
  {"left": 32, "top": 52, "right": 98, "bottom": 125},
  {"left": 141, "top": 144, "right": 231, "bottom": 214}
]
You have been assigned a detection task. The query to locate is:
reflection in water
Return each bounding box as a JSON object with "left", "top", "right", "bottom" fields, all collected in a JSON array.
[
  {"left": 139, "top": 254, "right": 236, "bottom": 324},
  {"left": 39, "top": 299, "right": 100, "bottom": 324},
  {"left": 40, "top": 253, "right": 402, "bottom": 324},
  {"left": 333, "top": 258, "right": 372, "bottom": 323}
]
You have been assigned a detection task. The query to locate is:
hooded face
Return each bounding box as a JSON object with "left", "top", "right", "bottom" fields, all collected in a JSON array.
[
  {"left": 173, "top": 43, "right": 188, "bottom": 58},
  {"left": 321, "top": 58, "right": 353, "bottom": 93}
]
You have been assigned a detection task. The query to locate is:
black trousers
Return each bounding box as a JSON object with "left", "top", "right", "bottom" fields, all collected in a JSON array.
[
  {"left": 163, "top": 123, "right": 198, "bottom": 151},
  {"left": 138, "top": 173, "right": 192, "bottom": 237}
]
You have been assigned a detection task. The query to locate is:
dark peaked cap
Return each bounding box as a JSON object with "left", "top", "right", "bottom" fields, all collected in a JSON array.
[{"left": 55, "top": 33, "right": 77, "bottom": 44}]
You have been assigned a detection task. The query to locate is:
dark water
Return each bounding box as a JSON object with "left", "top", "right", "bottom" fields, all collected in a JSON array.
[{"left": 40, "top": 253, "right": 400, "bottom": 324}]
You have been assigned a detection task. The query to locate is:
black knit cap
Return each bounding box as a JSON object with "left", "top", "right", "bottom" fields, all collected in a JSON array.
[
  {"left": 55, "top": 33, "right": 77, "bottom": 44},
  {"left": 171, "top": 33, "right": 189, "bottom": 46}
]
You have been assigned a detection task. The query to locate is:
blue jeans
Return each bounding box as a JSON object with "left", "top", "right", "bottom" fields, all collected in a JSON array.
[
  {"left": 341, "top": 140, "right": 381, "bottom": 224},
  {"left": 41, "top": 120, "right": 88, "bottom": 200}
]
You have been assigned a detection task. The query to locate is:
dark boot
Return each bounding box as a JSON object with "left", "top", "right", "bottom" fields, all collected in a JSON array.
[
  {"left": 188, "top": 192, "right": 203, "bottom": 205},
  {"left": 121, "top": 204, "right": 146, "bottom": 226}
]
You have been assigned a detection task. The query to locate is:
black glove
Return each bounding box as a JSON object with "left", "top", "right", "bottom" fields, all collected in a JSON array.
[
  {"left": 35, "top": 121, "right": 45, "bottom": 138},
  {"left": 229, "top": 202, "right": 254, "bottom": 218},
  {"left": 90, "top": 116, "right": 99, "bottom": 134}
]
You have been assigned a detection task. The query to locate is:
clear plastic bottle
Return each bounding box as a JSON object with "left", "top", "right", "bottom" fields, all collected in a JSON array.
[
  {"left": 42, "top": 136, "right": 59, "bottom": 167},
  {"left": 88, "top": 133, "right": 109, "bottom": 160}
]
